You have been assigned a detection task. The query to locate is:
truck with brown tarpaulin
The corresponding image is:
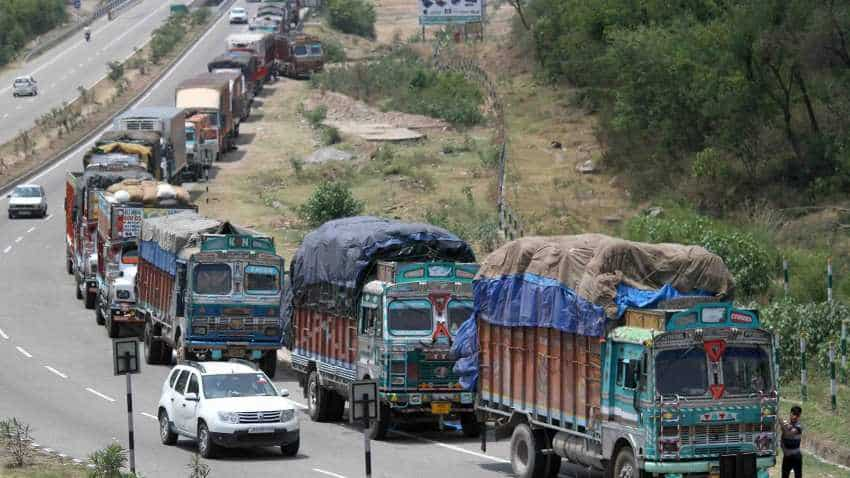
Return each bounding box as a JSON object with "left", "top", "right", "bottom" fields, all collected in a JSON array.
[{"left": 175, "top": 74, "right": 235, "bottom": 157}]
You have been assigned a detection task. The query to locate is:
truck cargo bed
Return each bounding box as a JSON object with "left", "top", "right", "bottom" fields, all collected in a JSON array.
[
  {"left": 478, "top": 321, "right": 601, "bottom": 432},
  {"left": 291, "top": 307, "right": 357, "bottom": 381}
]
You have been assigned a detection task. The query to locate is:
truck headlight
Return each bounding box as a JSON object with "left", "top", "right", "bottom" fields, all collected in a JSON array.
[
  {"left": 460, "top": 392, "right": 473, "bottom": 404},
  {"left": 217, "top": 411, "right": 239, "bottom": 424},
  {"left": 280, "top": 409, "right": 295, "bottom": 422}
]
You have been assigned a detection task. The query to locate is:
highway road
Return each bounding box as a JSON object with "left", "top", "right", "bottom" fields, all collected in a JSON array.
[
  {"left": 0, "top": 0, "right": 184, "bottom": 145},
  {"left": 0, "top": 3, "right": 602, "bottom": 477}
]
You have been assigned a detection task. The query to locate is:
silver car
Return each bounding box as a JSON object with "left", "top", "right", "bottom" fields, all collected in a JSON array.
[
  {"left": 12, "top": 76, "right": 38, "bottom": 97},
  {"left": 7, "top": 184, "right": 47, "bottom": 219}
]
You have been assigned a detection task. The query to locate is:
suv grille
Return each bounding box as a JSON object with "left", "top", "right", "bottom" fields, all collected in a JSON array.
[{"left": 237, "top": 411, "right": 281, "bottom": 424}]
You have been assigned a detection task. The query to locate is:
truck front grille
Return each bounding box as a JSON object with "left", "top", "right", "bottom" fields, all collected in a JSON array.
[
  {"left": 665, "top": 423, "right": 761, "bottom": 447},
  {"left": 237, "top": 411, "right": 281, "bottom": 424},
  {"left": 419, "top": 360, "right": 460, "bottom": 387},
  {"left": 193, "top": 317, "right": 278, "bottom": 335}
]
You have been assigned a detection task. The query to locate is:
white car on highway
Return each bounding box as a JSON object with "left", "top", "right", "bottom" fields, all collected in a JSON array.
[
  {"left": 7, "top": 184, "right": 47, "bottom": 219},
  {"left": 229, "top": 7, "right": 249, "bottom": 24},
  {"left": 12, "top": 75, "right": 38, "bottom": 97},
  {"left": 158, "top": 360, "right": 300, "bottom": 458}
]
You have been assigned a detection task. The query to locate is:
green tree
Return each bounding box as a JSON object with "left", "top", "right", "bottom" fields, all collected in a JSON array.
[
  {"left": 298, "top": 181, "right": 364, "bottom": 226},
  {"left": 326, "top": 0, "right": 375, "bottom": 38}
]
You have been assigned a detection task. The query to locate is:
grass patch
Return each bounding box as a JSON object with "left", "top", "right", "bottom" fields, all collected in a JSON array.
[
  {"left": 311, "top": 48, "right": 484, "bottom": 126},
  {"left": 325, "top": 0, "right": 376, "bottom": 38}
]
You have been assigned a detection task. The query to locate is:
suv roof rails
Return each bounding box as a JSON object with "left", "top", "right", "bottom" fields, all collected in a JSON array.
[
  {"left": 228, "top": 358, "right": 259, "bottom": 371},
  {"left": 178, "top": 360, "right": 206, "bottom": 373}
]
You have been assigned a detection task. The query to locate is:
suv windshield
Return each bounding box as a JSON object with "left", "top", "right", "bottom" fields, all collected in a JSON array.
[
  {"left": 203, "top": 373, "right": 277, "bottom": 399},
  {"left": 245, "top": 265, "right": 280, "bottom": 294},
  {"left": 655, "top": 347, "right": 708, "bottom": 397},
  {"left": 193, "top": 263, "right": 231, "bottom": 295},
  {"left": 447, "top": 300, "right": 473, "bottom": 335},
  {"left": 12, "top": 187, "right": 40, "bottom": 198},
  {"left": 387, "top": 299, "right": 432, "bottom": 335},
  {"left": 722, "top": 346, "right": 772, "bottom": 395}
]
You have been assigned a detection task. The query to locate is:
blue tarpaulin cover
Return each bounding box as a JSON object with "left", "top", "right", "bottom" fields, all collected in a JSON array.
[{"left": 452, "top": 234, "right": 734, "bottom": 389}]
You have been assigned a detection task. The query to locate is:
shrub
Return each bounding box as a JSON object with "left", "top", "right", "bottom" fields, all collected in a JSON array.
[
  {"left": 326, "top": 0, "right": 375, "bottom": 38},
  {"left": 0, "top": 417, "right": 33, "bottom": 467},
  {"left": 190, "top": 7, "right": 210, "bottom": 25},
  {"left": 298, "top": 181, "right": 364, "bottom": 226},
  {"left": 107, "top": 61, "right": 125, "bottom": 82},
  {"left": 150, "top": 13, "right": 187, "bottom": 63},
  {"left": 88, "top": 443, "right": 127, "bottom": 478},
  {"left": 626, "top": 208, "right": 777, "bottom": 298},
  {"left": 303, "top": 105, "right": 327, "bottom": 128},
  {"left": 187, "top": 452, "right": 210, "bottom": 478},
  {"left": 322, "top": 37, "right": 346, "bottom": 63},
  {"left": 425, "top": 193, "right": 499, "bottom": 253},
  {"left": 321, "top": 126, "right": 341, "bottom": 145}
]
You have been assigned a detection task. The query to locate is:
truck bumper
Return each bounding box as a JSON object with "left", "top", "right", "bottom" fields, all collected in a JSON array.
[
  {"left": 383, "top": 391, "right": 476, "bottom": 415},
  {"left": 185, "top": 341, "right": 282, "bottom": 360},
  {"left": 643, "top": 456, "right": 774, "bottom": 476}
]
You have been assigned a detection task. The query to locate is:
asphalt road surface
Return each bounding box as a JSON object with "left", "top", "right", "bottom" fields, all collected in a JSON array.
[
  {"left": 0, "top": 0, "right": 183, "bottom": 145},
  {"left": 0, "top": 3, "right": 603, "bottom": 477}
]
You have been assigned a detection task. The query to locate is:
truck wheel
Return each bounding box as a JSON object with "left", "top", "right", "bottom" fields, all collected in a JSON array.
[
  {"left": 84, "top": 291, "right": 96, "bottom": 310},
  {"left": 144, "top": 321, "right": 164, "bottom": 365},
  {"left": 612, "top": 446, "right": 638, "bottom": 478},
  {"left": 326, "top": 392, "right": 345, "bottom": 422},
  {"left": 510, "top": 423, "right": 547, "bottom": 478},
  {"left": 306, "top": 371, "right": 330, "bottom": 421},
  {"left": 260, "top": 351, "right": 277, "bottom": 378},
  {"left": 95, "top": 307, "right": 105, "bottom": 325},
  {"left": 460, "top": 412, "right": 481, "bottom": 438},
  {"left": 367, "top": 404, "right": 390, "bottom": 440},
  {"left": 107, "top": 315, "right": 119, "bottom": 338},
  {"left": 66, "top": 250, "right": 74, "bottom": 275},
  {"left": 75, "top": 277, "right": 83, "bottom": 300}
]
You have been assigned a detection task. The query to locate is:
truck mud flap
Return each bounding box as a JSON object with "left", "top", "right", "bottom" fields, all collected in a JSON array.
[{"left": 719, "top": 453, "right": 756, "bottom": 478}]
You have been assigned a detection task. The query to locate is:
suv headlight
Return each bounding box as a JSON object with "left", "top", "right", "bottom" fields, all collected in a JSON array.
[
  {"left": 280, "top": 409, "right": 295, "bottom": 422},
  {"left": 217, "top": 411, "right": 239, "bottom": 424}
]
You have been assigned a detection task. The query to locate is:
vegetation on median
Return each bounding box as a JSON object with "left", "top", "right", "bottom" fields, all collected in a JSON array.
[{"left": 0, "top": 0, "right": 67, "bottom": 66}]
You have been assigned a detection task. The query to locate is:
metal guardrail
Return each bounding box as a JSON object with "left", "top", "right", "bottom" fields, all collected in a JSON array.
[{"left": 431, "top": 37, "right": 523, "bottom": 242}]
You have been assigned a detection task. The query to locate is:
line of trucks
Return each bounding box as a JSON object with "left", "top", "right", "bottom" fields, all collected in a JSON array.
[{"left": 60, "top": 8, "right": 777, "bottom": 478}]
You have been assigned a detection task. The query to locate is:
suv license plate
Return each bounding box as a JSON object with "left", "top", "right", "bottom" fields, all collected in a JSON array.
[
  {"left": 431, "top": 402, "right": 451, "bottom": 415},
  {"left": 248, "top": 427, "right": 274, "bottom": 434}
]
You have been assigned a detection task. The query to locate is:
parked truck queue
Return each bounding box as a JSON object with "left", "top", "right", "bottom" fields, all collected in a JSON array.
[{"left": 52, "top": 3, "right": 779, "bottom": 475}]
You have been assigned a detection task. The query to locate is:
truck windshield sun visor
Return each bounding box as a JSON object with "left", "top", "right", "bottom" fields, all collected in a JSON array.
[
  {"left": 193, "top": 263, "right": 232, "bottom": 295},
  {"left": 388, "top": 299, "right": 432, "bottom": 336},
  {"left": 655, "top": 347, "right": 709, "bottom": 397}
]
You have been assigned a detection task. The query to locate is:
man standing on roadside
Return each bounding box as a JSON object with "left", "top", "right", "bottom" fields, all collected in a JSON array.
[{"left": 781, "top": 405, "right": 804, "bottom": 478}]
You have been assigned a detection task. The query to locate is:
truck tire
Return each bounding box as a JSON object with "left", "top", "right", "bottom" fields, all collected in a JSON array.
[
  {"left": 367, "top": 403, "right": 391, "bottom": 440},
  {"left": 95, "top": 306, "right": 105, "bottom": 326},
  {"left": 66, "top": 250, "right": 74, "bottom": 275},
  {"left": 144, "top": 321, "right": 164, "bottom": 365},
  {"left": 326, "top": 392, "right": 345, "bottom": 422},
  {"left": 510, "top": 423, "right": 547, "bottom": 478},
  {"left": 261, "top": 351, "right": 277, "bottom": 378},
  {"left": 460, "top": 412, "right": 481, "bottom": 438},
  {"left": 85, "top": 291, "right": 96, "bottom": 310},
  {"left": 306, "top": 371, "right": 331, "bottom": 421},
  {"left": 611, "top": 446, "right": 638, "bottom": 478},
  {"left": 106, "top": 315, "right": 119, "bottom": 338}
]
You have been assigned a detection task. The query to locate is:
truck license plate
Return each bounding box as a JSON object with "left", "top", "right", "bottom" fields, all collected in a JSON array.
[
  {"left": 431, "top": 402, "right": 451, "bottom": 415},
  {"left": 248, "top": 427, "right": 274, "bottom": 434}
]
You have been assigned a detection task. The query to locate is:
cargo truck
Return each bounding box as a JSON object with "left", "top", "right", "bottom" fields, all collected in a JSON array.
[
  {"left": 209, "top": 70, "right": 248, "bottom": 132},
  {"left": 278, "top": 34, "right": 323, "bottom": 79},
  {"left": 226, "top": 32, "right": 275, "bottom": 84},
  {"left": 207, "top": 51, "right": 260, "bottom": 97},
  {"left": 65, "top": 166, "right": 153, "bottom": 310},
  {"left": 184, "top": 114, "right": 217, "bottom": 180},
  {"left": 453, "top": 234, "right": 778, "bottom": 478},
  {"left": 286, "top": 216, "right": 479, "bottom": 439},
  {"left": 94, "top": 180, "right": 195, "bottom": 338},
  {"left": 83, "top": 133, "right": 161, "bottom": 179},
  {"left": 114, "top": 107, "right": 189, "bottom": 183},
  {"left": 138, "top": 211, "right": 285, "bottom": 377},
  {"left": 175, "top": 75, "right": 235, "bottom": 157}
]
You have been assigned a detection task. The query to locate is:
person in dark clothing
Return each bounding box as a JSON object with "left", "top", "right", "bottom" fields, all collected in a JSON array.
[{"left": 781, "top": 405, "right": 803, "bottom": 478}]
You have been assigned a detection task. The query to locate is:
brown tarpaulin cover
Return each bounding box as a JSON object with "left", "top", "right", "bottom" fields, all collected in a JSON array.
[
  {"left": 106, "top": 179, "right": 191, "bottom": 205},
  {"left": 478, "top": 233, "right": 734, "bottom": 318}
]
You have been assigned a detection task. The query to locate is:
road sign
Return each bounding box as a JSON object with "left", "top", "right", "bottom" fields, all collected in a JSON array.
[
  {"left": 418, "top": 0, "right": 482, "bottom": 25},
  {"left": 349, "top": 380, "right": 378, "bottom": 423},
  {"left": 112, "top": 338, "right": 140, "bottom": 375}
]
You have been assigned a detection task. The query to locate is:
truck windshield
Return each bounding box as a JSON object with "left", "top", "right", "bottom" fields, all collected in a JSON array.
[
  {"left": 722, "top": 346, "right": 772, "bottom": 395},
  {"left": 447, "top": 300, "right": 473, "bottom": 335},
  {"left": 202, "top": 373, "right": 277, "bottom": 399},
  {"left": 655, "top": 347, "right": 708, "bottom": 397},
  {"left": 387, "top": 299, "right": 432, "bottom": 336},
  {"left": 121, "top": 245, "right": 138, "bottom": 265},
  {"left": 193, "top": 263, "right": 232, "bottom": 295},
  {"left": 245, "top": 265, "right": 280, "bottom": 294},
  {"left": 185, "top": 128, "right": 195, "bottom": 142},
  {"left": 309, "top": 44, "right": 322, "bottom": 56},
  {"left": 294, "top": 45, "right": 308, "bottom": 56}
]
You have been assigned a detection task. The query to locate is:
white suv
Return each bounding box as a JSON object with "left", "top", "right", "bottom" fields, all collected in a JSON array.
[{"left": 157, "top": 360, "right": 300, "bottom": 458}]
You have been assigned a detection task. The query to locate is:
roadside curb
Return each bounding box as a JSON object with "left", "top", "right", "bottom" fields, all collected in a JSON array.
[{"left": 0, "top": 0, "right": 235, "bottom": 198}]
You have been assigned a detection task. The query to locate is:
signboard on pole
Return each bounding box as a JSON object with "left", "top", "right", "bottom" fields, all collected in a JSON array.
[
  {"left": 349, "top": 380, "right": 378, "bottom": 423},
  {"left": 419, "top": 0, "right": 482, "bottom": 25},
  {"left": 112, "top": 338, "right": 140, "bottom": 375}
]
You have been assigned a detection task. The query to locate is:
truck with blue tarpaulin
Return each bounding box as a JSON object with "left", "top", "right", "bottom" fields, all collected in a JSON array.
[
  {"left": 453, "top": 234, "right": 778, "bottom": 478},
  {"left": 285, "top": 216, "right": 480, "bottom": 439},
  {"left": 137, "top": 211, "right": 285, "bottom": 376}
]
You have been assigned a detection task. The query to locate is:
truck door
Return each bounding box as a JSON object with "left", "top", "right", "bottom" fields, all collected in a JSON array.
[
  {"left": 356, "top": 299, "right": 380, "bottom": 379},
  {"left": 611, "top": 343, "right": 641, "bottom": 427}
]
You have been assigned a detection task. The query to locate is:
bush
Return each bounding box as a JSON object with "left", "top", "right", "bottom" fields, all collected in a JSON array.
[
  {"left": 187, "top": 453, "right": 210, "bottom": 478},
  {"left": 425, "top": 192, "right": 499, "bottom": 253},
  {"left": 0, "top": 417, "right": 33, "bottom": 467},
  {"left": 321, "top": 126, "right": 341, "bottom": 145},
  {"left": 88, "top": 443, "right": 128, "bottom": 478},
  {"left": 107, "top": 61, "right": 125, "bottom": 82},
  {"left": 0, "top": 0, "right": 67, "bottom": 66},
  {"left": 322, "top": 37, "right": 346, "bottom": 63},
  {"left": 298, "top": 181, "right": 364, "bottom": 226},
  {"left": 303, "top": 105, "right": 327, "bottom": 128},
  {"left": 761, "top": 300, "right": 848, "bottom": 380},
  {"left": 150, "top": 13, "right": 187, "bottom": 63},
  {"left": 626, "top": 208, "right": 777, "bottom": 298},
  {"left": 326, "top": 0, "right": 375, "bottom": 38},
  {"left": 190, "top": 7, "right": 210, "bottom": 25}
]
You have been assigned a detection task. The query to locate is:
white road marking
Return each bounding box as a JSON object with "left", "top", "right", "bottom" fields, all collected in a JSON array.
[
  {"left": 289, "top": 399, "right": 309, "bottom": 410},
  {"left": 15, "top": 105, "right": 22, "bottom": 110},
  {"left": 44, "top": 214, "right": 53, "bottom": 221},
  {"left": 394, "top": 431, "right": 510, "bottom": 464},
  {"left": 26, "top": 227, "right": 35, "bottom": 233},
  {"left": 85, "top": 387, "right": 116, "bottom": 402},
  {"left": 3, "top": 246, "right": 10, "bottom": 253},
  {"left": 0, "top": 328, "right": 8, "bottom": 339},
  {"left": 15, "top": 237, "right": 22, "bottom": 243},
  {"left": 99, "top": 2, "right": 168, "bottom": 53},
  {"left": 312, "top": 468, "right": 347, "bottom": 478},
  {"left": 49, "top": 83, "right": 56, "bottom": 88},
  {"left": 140, "top": 412, "right": 158, "bottom": 420},
  {"left": 44, "top": 365, "right": 68, "bottom": 379},
  {"left": 16, "top": 346, "right": 33, "bottom": 358},
  {"left": 2, "top": 114, "right": 7, "bottom": 118}
]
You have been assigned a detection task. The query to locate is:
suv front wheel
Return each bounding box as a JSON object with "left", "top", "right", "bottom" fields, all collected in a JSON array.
[
  {"left": 159, "top": 410, "right": 177, "bottom": 445},
  {"left": 198, "top": 422, "right": 218, "bottom": 458},
  {"left": 281, "top": 438, "right": 299, "bottom": 457}
]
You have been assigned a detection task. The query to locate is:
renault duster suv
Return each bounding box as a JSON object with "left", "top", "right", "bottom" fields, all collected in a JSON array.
[{"left": 157, "top": 360, "right": 300, "bottom": 458}]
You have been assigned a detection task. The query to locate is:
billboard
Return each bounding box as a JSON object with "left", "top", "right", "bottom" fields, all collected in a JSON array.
[{"left": 419, "top": 0, "right": 483, "bottom": 25}]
